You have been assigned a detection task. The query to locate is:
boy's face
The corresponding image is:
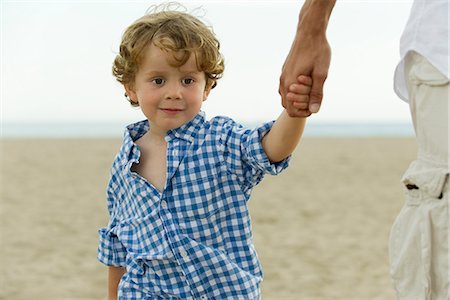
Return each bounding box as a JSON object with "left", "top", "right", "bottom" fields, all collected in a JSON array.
[{"left": 126, "top": 43, "right": 210, "bottom": 133}]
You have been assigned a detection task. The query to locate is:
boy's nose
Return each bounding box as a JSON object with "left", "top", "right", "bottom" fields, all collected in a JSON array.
[{"left": 165, "top": 83, "right": 182, "bottom": 100}]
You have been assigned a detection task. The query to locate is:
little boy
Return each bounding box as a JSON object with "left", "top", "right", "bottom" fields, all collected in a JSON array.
[{"left": 98, "top": 6, "right": 311, "bottom": 300}]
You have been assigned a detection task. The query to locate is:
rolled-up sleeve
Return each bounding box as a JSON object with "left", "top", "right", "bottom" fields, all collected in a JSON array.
[
  {"left": 97, "top": 183, "right": 127, "bottom": 267},
  {"left": 240, "top": 121, "right": 290, "bottom": 175},
  {"left": 218, "top": 118, "right": 290, "bottom": 187}
]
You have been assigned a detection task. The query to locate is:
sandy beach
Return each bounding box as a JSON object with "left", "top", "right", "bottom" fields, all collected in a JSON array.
[{"left": 0, "top": 137, "right": 416, "bottom": 299}]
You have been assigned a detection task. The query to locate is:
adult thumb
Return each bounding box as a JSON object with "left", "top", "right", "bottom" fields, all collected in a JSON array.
[{"left": 309, "top": 73, "right": 326, "bottom": 113}]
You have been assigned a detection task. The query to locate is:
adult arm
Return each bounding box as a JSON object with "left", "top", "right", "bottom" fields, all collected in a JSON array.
[{"left": 279, "top": 0, "right": 336, "bottom": 117}]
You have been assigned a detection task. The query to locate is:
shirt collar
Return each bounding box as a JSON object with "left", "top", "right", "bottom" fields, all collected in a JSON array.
[
  {"left": 122, "top": 119, "right": 149, "bottom": 162},
  {"left": 121, "top": 111, "right": 206, "bottom": 160},
  {"left": 164, "top": 111, "right": 205, "bottom": 143}
]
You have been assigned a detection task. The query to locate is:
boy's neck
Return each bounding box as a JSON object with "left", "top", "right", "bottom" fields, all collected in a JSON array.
[{"left": 144, "top": 129, "right": 167, "bottom": 146}]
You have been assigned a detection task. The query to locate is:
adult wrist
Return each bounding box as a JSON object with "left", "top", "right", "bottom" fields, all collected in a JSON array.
[{"left": 297, "top": 0, "right": 336, "bottom": 35}]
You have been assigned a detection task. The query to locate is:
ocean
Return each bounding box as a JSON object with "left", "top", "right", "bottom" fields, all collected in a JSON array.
[{"left": 1, "top": 122, "right": 415, "bottom": 138}]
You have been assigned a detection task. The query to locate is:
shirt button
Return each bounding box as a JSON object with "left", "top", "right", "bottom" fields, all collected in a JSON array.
[
  {"left": 200, "top": 296, "right": 207, "bottom": 300},
  {"left": 180, "top": 249, "right": 188, "bottom": 258},
  {"left": 161, "top": 200, "right": 167, "bottom": 209}
]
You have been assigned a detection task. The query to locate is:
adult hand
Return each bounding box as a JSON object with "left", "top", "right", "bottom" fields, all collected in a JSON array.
[
  {"left": 279, "top": 0, "right": 335, "bottom": 118},
  {"left": 280, "top": 32, "right": 331, "bottom": 117}
]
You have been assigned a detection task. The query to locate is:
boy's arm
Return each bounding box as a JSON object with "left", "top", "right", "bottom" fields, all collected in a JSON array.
[
  {"left": 108, "top": 266, "right": 126, "bottom": 300},
  {"left": 261, "top": 111, "right": 306, "bottom": 163},
  {"left": 262, "top": 76, "right": 311, "bottom": 163}
]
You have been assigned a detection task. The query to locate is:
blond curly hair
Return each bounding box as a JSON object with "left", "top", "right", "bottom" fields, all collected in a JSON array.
[{"left": 113, "top": 5, "right": 225, "bottom": 106}]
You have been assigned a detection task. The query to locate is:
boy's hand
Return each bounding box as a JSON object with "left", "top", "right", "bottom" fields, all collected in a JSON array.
[{"left": 285, "top": 75, "right": 313, "bottom": 117}]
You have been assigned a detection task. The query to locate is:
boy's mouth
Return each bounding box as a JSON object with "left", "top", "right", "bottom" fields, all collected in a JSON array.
[{"left": 160, "top": 108, "right": 184, "bottom": 114}]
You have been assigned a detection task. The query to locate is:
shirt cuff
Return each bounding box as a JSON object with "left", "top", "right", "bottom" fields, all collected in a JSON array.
[
  {"left": 245, "top": 121, "right": 291, "bottom": 175},
  {"left": 97, "top": 227, "right": 127, "bottom": 267}
]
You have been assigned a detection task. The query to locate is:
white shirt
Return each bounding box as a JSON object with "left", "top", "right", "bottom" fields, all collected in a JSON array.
[{"left": 394, "top": 0, "right": 449, "bottom": 102}]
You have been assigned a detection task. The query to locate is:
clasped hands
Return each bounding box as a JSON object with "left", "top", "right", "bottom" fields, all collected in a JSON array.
[{"left": 283, "top": 75, "right": 315, "bottom": 118}]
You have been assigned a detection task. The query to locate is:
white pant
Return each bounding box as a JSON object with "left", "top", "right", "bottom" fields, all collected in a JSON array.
[{"left": 389, "top": 52, "right": 449, "bottom": 300}]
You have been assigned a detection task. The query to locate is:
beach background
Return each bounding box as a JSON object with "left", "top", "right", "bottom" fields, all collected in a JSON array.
[
  {"left": 2, "top": 1, "right": 418, "bottom": 299},
  {"left": 0, "top": 135, "right": 416, "bottom": 299}
]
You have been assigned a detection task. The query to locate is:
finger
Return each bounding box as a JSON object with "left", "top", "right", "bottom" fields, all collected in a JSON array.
[
  {"left": 287, "top": 92, "right": 309, "bottom": 103},
  {"left": 296, "top": 75, "right": 313, "bottom": 87},
  {"left": 292, "top": 101, "right": 309, "bottom": 110},
  {"left": 285, "top": 98, "right": 310, "bottom": 117},
  {"left": 288, "top": 83, "right": 312, "bottom": 95},
  {"left": 309, "top": 72, "right": 327, "bottom": 113}
]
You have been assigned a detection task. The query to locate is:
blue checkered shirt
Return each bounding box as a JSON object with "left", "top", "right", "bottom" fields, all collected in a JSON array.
[{"left": 98, "top": 111, "right": 290, "bottom": 299}]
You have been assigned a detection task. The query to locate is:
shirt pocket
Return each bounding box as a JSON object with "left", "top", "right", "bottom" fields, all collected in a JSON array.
[
  {"left": 402, "top": 160, "right": 448, "bottom": 201},
  {"left": 169, "top": 169, "right": 233, "bottom": 220},
  {"left": 402, "top": 184, "right": 422, "bottom": 206}
]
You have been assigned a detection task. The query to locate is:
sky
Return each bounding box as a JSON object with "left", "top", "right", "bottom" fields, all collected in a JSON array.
[{"left": 2, "top": 0, "right": 414, "bottom": 125}]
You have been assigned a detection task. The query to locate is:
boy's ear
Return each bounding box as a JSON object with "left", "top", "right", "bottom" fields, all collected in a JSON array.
[
  {"left": 203, "top": 88, "right": 211, "bottom": 102},
  {"left": 203, "top": 82, "right": 214, "bottom": 101},
  {"left": 124, "top": 84, "right": 137, "bottom": 103}
]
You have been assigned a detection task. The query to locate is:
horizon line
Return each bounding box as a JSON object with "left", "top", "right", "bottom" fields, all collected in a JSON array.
[{"left": 1, "top": 122, "right": 415, "bottom": 138}]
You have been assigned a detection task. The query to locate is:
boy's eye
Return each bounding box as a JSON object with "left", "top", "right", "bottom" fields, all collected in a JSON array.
[
  {"left": 182, "top": 78, "right": 194, "bottom": 85},
  {"left": 152, "top": 78, "right": 165, "bottom": 85}
]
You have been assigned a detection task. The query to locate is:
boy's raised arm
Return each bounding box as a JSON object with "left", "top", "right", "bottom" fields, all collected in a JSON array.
[
  {"left": 261, "top": 111, "right": 306, "bottom": 163},
  {"left": 262, "top": 76, "right": 312, "bottom": 162}
]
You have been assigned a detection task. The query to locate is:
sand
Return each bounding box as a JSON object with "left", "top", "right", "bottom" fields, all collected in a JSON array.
[{"left": 0, "top": 137, "right": 417, "bottom": 299}]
